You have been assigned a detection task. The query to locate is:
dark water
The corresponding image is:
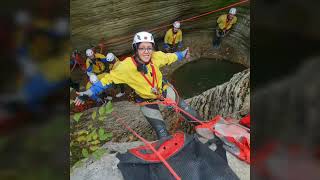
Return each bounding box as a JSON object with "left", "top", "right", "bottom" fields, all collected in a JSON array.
[{"left": 169, "top": 59, "right": 246, "bottom": 99}]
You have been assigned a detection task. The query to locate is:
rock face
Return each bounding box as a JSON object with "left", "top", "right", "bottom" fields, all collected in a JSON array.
[
  {"left": 71, "top": 0, "right": 250, "bottom": 66},
  {"left": 80, "top": 69, "right": 249, "bottom": 140},
  {"left": 71, "top": 1, "right": 250, "bottom": 179},
  {"left": 187, "top": 69, "right": 250, "bottom": 120},
  {"left": 70, "top": 69, "right": 250, "bottom": 179},
  {"left": 71, "top": 141, "right": 249, "bottom": 180},
  {"left": 85, "top": 101, "right": 158, "bottom": 141},
  {"left": 71, "top": 142, "right": 144, "bottom": 180}
]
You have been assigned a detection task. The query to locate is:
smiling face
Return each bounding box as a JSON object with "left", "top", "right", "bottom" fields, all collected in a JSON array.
[
  {"left": 88, "top": 54, "right": 95, "bottom": 60},
  {"left": 227, "top": 14, "right": 235, "bottom": 20},
  {"left": 173, "top": 27, "right": 179, "bottom": 33},
  {"left": 137, "top": 42, "right": 153, "bottom": 63}
]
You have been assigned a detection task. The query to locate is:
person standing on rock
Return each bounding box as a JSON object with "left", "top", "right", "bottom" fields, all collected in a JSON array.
[
  {"left": 213, "top": 8, "right": 238, "bottom": 48},
  {"left": 163, "top": 21, "right": 183, "bottom": 53},
  {"left": 75, "top": 31, "right": 203, "bottom": 139}
]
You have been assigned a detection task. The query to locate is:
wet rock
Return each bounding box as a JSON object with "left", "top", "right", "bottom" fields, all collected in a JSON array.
[{"left": 188, "top": 69, "right": 250, "bottom": 120}]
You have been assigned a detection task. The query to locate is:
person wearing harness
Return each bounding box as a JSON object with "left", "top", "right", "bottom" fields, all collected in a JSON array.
[
  {"left": 213, "top": 8, "right": 238, "bottom": 48},
  {"left": 75, "top": 31, "right": 202, "bottom": 139},
  {"left": 85, "top": 49, "right": 113, "bottom": 102},
  {"left": 105, "top": 52, "right": 126, "bottom": 98},
  {"left": 85, "top": 49, "right": 108, "bottom": 75},
  {"left": 164, "top": 21, "right": 183, "bottom": 53}
]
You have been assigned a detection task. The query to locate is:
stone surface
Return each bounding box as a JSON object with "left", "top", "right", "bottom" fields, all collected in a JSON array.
[
  {"left": 71, "top": 1, "right": 250, "bottom": 179},
  {"left": 71, "top": 0, "right": 250, "bottom": 66},
  {"left": 71, "top": 141, "right": 249, "bottom": 180},
  {"left": 71, "top": 69, "right": 250, "bottom": 180},
  {"left": 188, "top": 69, "right": 250, "bottom": 120}
]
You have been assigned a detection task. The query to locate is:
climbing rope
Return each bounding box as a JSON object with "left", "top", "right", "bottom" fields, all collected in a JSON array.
[
  {"left": 109, "top": 84, "right": 250, "bottom": 178},
  {"left": 72, "top": 0, "right": 249, "bottom": 73},
  {"left": 101, "top": 0, "right": 249, "bottom": 46},
  {"left": 112, "top": 112, "right": 181, "bottom": 180}
]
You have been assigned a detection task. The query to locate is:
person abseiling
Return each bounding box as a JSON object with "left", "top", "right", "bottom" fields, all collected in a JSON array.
[
  {"left": 75, "top": 31, "right": 202, "bottom": 139},
  {"left": 213, "top": 8, "right": 237, "bottom": 48},
  {"left": 164, "top": 21, "right": 183, "bottom": 53}
]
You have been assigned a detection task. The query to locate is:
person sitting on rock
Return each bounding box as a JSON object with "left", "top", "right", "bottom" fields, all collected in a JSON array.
[
  {"left": 86, "top": 52, "right": 125, "bottom": 100},
  {"left": 85, "top": 49, "right": 110, "bottom": 103},
  {"left": 75, "top": 31, "right": 203, "bottom": 140},
  {"left": 163, "top": 21, "right": 183, "bottom": 53},
  {"left": 85, "top": 48, "right": 108, "bottom": 75},
  {"left": 213, "top": 8, "right": 238, "bottom": 48}
]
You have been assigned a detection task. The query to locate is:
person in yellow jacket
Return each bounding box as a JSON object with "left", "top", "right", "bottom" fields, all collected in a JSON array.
[
  {"left": 86, "top": 52, "right": 125, "bottom": 100},
  {"left": 85, "top": 52, "right": 120, "bottom": 89},
  {"left": 75, "top": 31, "right": 203, "bottom": 140},
  {"left": 105, "top": 53, "right": 126, "bottom": 98},
  {"left": 84, "top": 49, "right": 108, "bottom": 103},
  {"left": 213, "top": 8, "right": 238, "bottom": 48},
  {"left": 164, "top": 21, "right": 183, "bottom": 53},
  {"left": 85, "top": 49, "right": 109, "bottom": 75}
]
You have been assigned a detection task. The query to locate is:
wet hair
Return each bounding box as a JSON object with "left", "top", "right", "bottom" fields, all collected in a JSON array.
[
  {"left": 132, "top": 42, "right": 140, "bottom": 52},
  {"left": 133, "top": 54, "right": 148, "bottom": 74}
]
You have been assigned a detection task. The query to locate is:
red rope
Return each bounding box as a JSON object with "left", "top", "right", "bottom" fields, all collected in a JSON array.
[
  {"left": 70, "top": 61, "right": 77, "bottom": 73},
  {"left": 102, "top": 0, "right": 249, "bottom": 46},
  {"left": 180, "top": 0, "right": 249, "bottom": 23},
  {"left": 112, "top": 112, "right": 181, "bottom": 180}
]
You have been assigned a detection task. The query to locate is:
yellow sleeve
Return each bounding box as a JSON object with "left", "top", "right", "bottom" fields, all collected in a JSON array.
[
  {"left": 86, "top": 59, "right": 91, "bottom": 69},
  {"left": 164, "top": 29, "right": 170, "bottom": 44},
  {"left": 152, "top": 51, "right": 178, "bottom": 68},
  {"left": 112, "top": 57, "right": 121, "bottom": 70},
  {"left": 100, "top": 59, "right": 129, "bottom": 86},
  {"left": 217, "top": 15, "right": 223, "bottom": 23},
  {"left": 233, "top": 16, "right": 238, "bottom": 24}
]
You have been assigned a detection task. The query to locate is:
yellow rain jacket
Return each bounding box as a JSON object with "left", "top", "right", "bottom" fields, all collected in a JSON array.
[
  {"left": 86, "top": 56, "right": 121, "bottom": 90},
  {"left": 164, "top": 28, "right": 183, "bottom": 46},
  {"left": 85, "top": 53, "right": 106, "bottom": 74},
  {"left": 217, "top": 14, "right": 237, "bottom": 30},
  {"left": 108, "top": 56, "right": 121, "bottom": 70},
  {"left": 98, "top": 51, "right": 178, "bottom": 99}
]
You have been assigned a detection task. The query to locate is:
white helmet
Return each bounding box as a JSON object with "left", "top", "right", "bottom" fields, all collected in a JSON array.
[
  {"left": 86, "top": 49, "right": 94, "bottom": 57},
  {"left": 229, "top": 8, "right": 237, "bottom": 15},
  {"left": 132, "top": 31, "right": 155, "bottom": 46},
  {"left": 106, "top": 53, "right": 115, "bottom": 62},
  {"left": 89, "top": 74, "right": 98, "bottom": 84},
  {"left": 173, "top": 21, "right": 181, "bottom": 29}
]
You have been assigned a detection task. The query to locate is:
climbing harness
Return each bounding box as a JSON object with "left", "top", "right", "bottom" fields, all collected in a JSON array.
[
  {"left": 130, "top": 57, "right": 161, "bottom": 97},
  {"left": 113, "top": 112, "right": 182, "bottom": 180}
]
